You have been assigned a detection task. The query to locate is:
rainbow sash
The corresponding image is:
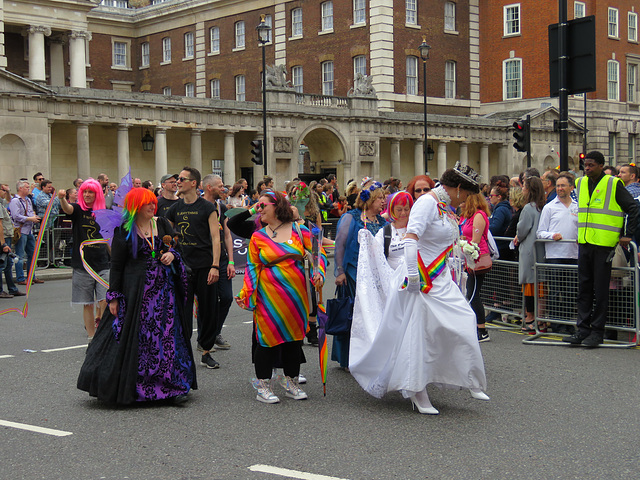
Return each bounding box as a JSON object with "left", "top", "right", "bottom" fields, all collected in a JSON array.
[{"left": 401, "top": 244, "right": 453, "bottom": 294}]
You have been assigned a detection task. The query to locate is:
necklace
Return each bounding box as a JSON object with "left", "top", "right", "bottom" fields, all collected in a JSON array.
[
  {"left": 138, "top": 218, "right": 156, "bottom": 258},
  {"left": 432, "top": 185, "right": 451, "bottom": 205},
  {"left": 268, "top": 222, "right": 285, "bottom": 238}
]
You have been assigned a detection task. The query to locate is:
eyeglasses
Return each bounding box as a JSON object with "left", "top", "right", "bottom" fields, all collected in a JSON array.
[
  {"left": 414, "top": 188, "right": 430, "bottom": 194},
  {"left": 489, "top": 194, "right": 500, "bottom": 197},
  {"left": 177, "top": 177, "right": 194, "bottom": 183}
]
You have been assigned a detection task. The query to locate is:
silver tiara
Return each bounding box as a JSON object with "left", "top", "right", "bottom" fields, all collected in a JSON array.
[{"left": 453, "top": 161, "right": 481, "bottom": 186}]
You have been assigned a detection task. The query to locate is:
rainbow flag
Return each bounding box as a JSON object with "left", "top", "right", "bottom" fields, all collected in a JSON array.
[{"left": 401, "top": 244, "right": 453, "bottom": 294}]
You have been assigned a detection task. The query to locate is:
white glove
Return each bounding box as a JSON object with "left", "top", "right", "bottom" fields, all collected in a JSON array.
[
  {"left": 404, "top": 238, "right": 420, "bottom": 293},
  {"left": 406, "top": 275, "right": 420, "bottom": 293}
]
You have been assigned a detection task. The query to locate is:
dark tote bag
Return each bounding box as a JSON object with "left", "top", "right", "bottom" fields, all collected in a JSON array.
[{"left": 325, "top": 285, "right": 354, "bottom": 335}]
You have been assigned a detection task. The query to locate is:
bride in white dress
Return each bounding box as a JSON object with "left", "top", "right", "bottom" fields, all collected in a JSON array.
[{"left": 349, "top": 164, "right": 489, "bottom": 415}]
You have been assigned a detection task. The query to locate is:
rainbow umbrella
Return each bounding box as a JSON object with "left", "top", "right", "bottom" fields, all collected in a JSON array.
[{"left": 316, "top": 289, "right": 329, "bottom": 396}]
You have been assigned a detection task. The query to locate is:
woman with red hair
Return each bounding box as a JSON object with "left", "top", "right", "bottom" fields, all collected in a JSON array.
[{"left": 406, "top": 175, "right": 435, "bottom": 200}]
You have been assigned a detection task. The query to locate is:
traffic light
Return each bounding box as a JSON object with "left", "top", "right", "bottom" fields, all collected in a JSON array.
[
  {"left": 512, "top": 120, "right": 529, "bottom": 152},
  {"left": 579, "top": 152, "right": 585, "bottom": 171},
  {"left": 250, "top": 140, "right": 263, "bottom": 165}
]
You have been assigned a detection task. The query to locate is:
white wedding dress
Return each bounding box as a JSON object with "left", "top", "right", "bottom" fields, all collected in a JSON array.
[{"left": 349, "top": 194, "right": 487, "bottom": 399}]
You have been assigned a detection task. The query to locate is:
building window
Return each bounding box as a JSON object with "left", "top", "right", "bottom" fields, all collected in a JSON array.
[
  {"left": 265, "top": 15, "right": 273, "bottom": 43},
  {"left": 504, "top": 58, "right": 522, "bottom": 99},
  {"left": 235, "top": 21, "right": 245, "bottom": 49},
  {"left": 406, "top": 0, "right": 417, "bottom": 25},
  {"left": 574, "top": 2, "right": 585, "bottom": 19},
  {"left": 629, "top": 12, "right": 638, "bottom": 42},
  {"left": 292, "top": 66, "right": 303, "bottom": 93},
  {"left": 235, "top": 75, "right": 245, "bottom": 101},
  {"left": 292, "top": 8, "right": 303, "bottom": 37},
  {"left": 444, "top": 2, "right": 456, "bottom": 31},
  {"left": 353, "top": 55, "right": 366, "bottom": 78},
  {"left": 210, "top": 79, "right": 220, "bottom": 99},
  {"left": 101, "top": 0, "right": 129, "bottom": 7},
  {"left": 608, "top": 59, "right": 619, "bottom": 101},
  {"left": 162, "top": 86, "right": 171, "bottom": 96},
  {"left": 609, "top": 132, "right": 617, "bottom": 163},
  {"left": 184, "top": 32, "right": 194, "bottom": 59},
  {"left": 504, "top": 4, "right": 520, "bottom": 36},
  {"left": 629, "top": 134, "right": 637, "bottom": 162},
  {"left": 354, "top": 0, "right": 366, "bottom": 25},
  {"left": 162, "top": 37, "right": 171, "bottom": 63},
  {"left": 209, "top": 27, "right": 220, "bottom": 54},
  {"left": 112, "top": 40, "right": 128, "bottom": 68},
  {"left": 608, "top": 8, "right": 619, "bottom": 38},
  {"left": 140, "top": 42, "right": 149, "bottom": 67},
  {"left": 321, "top": 2, "right": 334, "bottom": 32},
  {"left": 629, "top": 63, "right": 638, "bottom": 103},
  {"left": 322, "top": 61, "right": 334, "bottom": 96},
  {"left": 185, "top": 83, "right": 195, "bottom": 97},
  {"left": 445, "top": 60, "right": 456, "bottom": 99},
  {"left": 406, "top": 56, "right": 418, "bottom": 96}
]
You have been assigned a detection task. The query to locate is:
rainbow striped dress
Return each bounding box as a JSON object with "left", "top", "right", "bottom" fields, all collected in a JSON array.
[{"left": 238, "top": 224, "right": 326, "bottom": 347}]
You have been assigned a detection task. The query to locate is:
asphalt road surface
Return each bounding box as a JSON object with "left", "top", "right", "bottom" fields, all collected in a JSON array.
[{"left": 0, "top": 273, "right": 639, "bottom": 480}]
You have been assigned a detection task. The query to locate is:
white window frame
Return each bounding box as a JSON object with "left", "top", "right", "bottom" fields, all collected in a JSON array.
[
  {"left": 609, "top": 8, "right": 619, "bottom": 38},
  {"left": 161, "top": 37, "right": 171, "bottom": 64},
  {"left": 140, "top": 41, "right": 149, "bottom": 68},
  {"left": 406, "top": 56, "right": 418, "bottom": 96},
  {"left": 629, "top": 12, "right": 638, "bottom": 42},
  {"left": 209, "top": 27, "right": 220, "bottom": 54},
  {"left": 210, "top": 78, "right": 220, "bottom": 99},
  {"left": 406, "top": 0, "right": 417, "bottom": 25},
  {"left": 235, "top": 75, "right": 246, "bottom": 101},
  {"left": 503, "top": 58, "right": 522, "bottom": 100},
  {"left": 292, "top": 65, "right": 303, "bottom": 93},
  {"left": 321, "top": 2, "right": 334, "bottom": 33},
  {"left": 184, "top": 32, "right": 194, "bottom": 60},
  {"left": 574, "top": 1, "right": 585, "bottom": 19},
  {"left": 628, "top": 63, "right": 639, "bottom": 103},
  {"left": 504, "top": 4, "right": 521, "bottom": 37},
  {"left": 292, "top": 8, "right": 303, "bottom": 38},
  {"left": 101, "top": 0, "right": 129, "bottom": 7},
  {"left": 353, "top": 55, "right": 366, "bottom": 78},
  {"left": 629, "top": 134, "right": 637, "bottom": 162},
  {"left": 265, "top": 15, "right": 273, "bottom": 43},
  {"left": 162, "top": 86, "right": 172, "bottom": 96},
  {"left": 185, "top": 82, "right": 195, "bottom": 97},
  {"left": 445, "top": 60, "right": 456, "bottom": 99},
  {"left": 353, "top": 0, "right": 366, "bottom": 25},
  {"left": 444, "top": 2, "right": 456, "bottom": 32},
  {"left": 608, "top": 59, "right": 620, "bottom": 101},
  {"left": 111, "top": 38, "right": 131, "bottom": 70},
  {"left": 322, "top": 61, "right": 334, "bottom": 96},
  {"left": 234, "top": 21, "right": 245, "bottom": 50}
]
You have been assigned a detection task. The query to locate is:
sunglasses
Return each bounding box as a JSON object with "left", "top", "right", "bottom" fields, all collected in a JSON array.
[
  {"left": 177, "top": 176, "right": 194, "bottom": 182},
  {"left": 414, "top": 188, "right": 430, "bottom": 194},
  {"left": 489, "top": 194, "right": 500, "bottom": 197}
]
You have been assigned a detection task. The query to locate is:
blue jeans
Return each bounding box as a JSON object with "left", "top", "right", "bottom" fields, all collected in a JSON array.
[
  {"left": 0, "top": 238, "right": 18, "bottom": 293},
  {"left": 14, "top": 232, "right": 35, "bottom": 283}
]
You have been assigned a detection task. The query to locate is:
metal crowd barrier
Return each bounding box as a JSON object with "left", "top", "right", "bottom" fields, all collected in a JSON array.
[
  {"left": 524, "top": 239, "right": 639, "bottom": 348},
  {"left": 480, "top": 236, "right": 524, "bottom": 328},
  {"left": 32, "top": 215, "right": 72, "bottom": 270}
]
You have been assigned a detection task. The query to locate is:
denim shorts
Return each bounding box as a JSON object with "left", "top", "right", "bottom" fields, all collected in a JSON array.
[{"left": 71, "top": 267, "right": 109, "bottom": 305}]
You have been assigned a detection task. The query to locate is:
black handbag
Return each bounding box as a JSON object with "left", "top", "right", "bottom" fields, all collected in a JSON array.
[{"left": 325, "top": 285, "right": 354, "bottom": 335}]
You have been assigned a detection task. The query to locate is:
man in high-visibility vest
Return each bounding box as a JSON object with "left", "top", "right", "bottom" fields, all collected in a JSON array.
[{"left": 563, "top": 151, "right": 639, "bottom": 347}]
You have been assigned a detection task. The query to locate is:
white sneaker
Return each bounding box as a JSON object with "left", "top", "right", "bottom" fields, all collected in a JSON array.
[
  {"left": 253, "top": 379, "right": 280, "bottom": 404},
  {"left": 295, "top": 373, "right": 307, "bottom": 384},
  {"left": 278, "top": 375, "right": 308, "bottom": 400}
]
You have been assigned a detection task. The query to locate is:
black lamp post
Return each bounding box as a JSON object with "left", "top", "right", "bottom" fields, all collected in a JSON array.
[
  {"left": 256, "top": 14, "right": 271, "bottom": 176},
  {"left": 141, "top": 129, "right": 154, "bottom": 152},
  {"left": 418, "top": 36, "right": 431, "bottom": 175}
]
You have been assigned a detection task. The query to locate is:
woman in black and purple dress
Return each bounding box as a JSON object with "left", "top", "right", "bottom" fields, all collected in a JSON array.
[{"left": 78, "top": 188, "right": 196, "bottom": 405}]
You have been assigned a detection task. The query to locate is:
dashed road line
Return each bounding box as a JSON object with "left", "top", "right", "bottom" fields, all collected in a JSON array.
[
  {"left": 248, "top": 464, "right": 350, "bottom": 480},
  {"left": 0, "top": 419, "right": 72, "bottom": 437}
]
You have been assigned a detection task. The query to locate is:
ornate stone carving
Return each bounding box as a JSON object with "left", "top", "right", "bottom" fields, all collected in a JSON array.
[
  {"left": 359, "top": 141, "right": 376, "bottom": 156},
  {"left": 274, "top": 137, "right": 293, "bottom": 153},
  {"left": 25, "top": 26, "right": 52, "bottom": 37},
  {"left": 70, "top": 30, "right": 93, "bottom": 41},
  {"left": 348, "top": 73, "right": 376, "bottom": 97},
  {"left": 265, "top": 64, "right": 293, "bottom": 90}
]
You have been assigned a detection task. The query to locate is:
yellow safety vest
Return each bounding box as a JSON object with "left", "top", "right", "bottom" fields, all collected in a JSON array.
[{"left": 575, "top": 174, "right": 624, "bottom": 247}]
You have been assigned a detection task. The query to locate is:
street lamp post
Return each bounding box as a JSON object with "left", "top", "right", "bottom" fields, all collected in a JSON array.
[
  {"left": 418, "top": 36, "right": 431, "bottom": 175},
  {"left": 256, "top": 15, "right": 271, "bottom": 176}
]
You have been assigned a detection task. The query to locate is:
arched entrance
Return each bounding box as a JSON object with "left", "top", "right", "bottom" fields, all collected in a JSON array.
[
  {"left": 0, "top": 134, "right": 27, "bottom": 181},
  {"left": 297, "top": 125, "right": 349, "bottom": 187}
]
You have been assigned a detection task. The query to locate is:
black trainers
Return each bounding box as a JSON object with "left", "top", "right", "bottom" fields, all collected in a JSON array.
[
  {"left": 306, "top": 323, "right": 319, "bottom": 346},
  {"left": 582, "top": 332, "right": 604, "bottom": 348},
  {"left": 200, "top": 352, "right": 220, "bottom": 369},
  {"left": 562, "top": 331, "right": 590, "bottom": 345},
  {"left": 477, "top": 330, "right": 490, "bottom": 343},
  {"left": 214, "top": 334, "right": 230, "bottom": 350}
]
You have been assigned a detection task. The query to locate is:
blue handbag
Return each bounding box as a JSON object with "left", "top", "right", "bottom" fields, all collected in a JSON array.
[{"left": 325, "top": 285, "right": 354, "bottom": 335}]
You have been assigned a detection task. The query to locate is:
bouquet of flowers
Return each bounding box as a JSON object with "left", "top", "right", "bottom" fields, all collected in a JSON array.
[
  {"left": 458, "top": 238, "right": 480, "bottom": 263},
  {"left": 290, "top": 182, "right": 310, "bottom": 211}
]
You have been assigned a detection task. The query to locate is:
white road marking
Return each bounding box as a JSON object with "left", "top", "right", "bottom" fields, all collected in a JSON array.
[
  {"left": 0, "top": 355, "right": 14, "bottom": 359},
  {"left": 41, "top": 345, "right": 87, "bottom": 353},
  {"left": 248, "top": 465, "right": 350, "bottom": 480},
  {"left": 243, "top": 321, "right": 253, "bottom": 324},
  {"left": 0, "top": 419, "right": 72, "bottom": 437}
]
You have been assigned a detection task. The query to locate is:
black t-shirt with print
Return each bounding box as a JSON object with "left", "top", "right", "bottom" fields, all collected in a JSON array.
[
  {"left": 156, "top": 196, "right": 178, "bottom": 218},
  {"left": 68, "top": 203, "right": 110, "bottom": 271},
  {"left": 166, "top": 196, "right": 217, "bottom": 270}
]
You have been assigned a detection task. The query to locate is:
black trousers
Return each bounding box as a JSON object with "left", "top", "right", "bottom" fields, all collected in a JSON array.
[
  {"left": 254, "top": 341, "right": 303, "bottom": 380},
  {"left": 186, "top": 267, "right": 220, "bottom": 352},
  {"left": 466, "top": 271, "right": 486, "bottom": 325},
  {"left": 576, "top": 243, "right": 614, "bottom": 335},
  {"left": 213, "top": 258, "right": 234, "bottom": 339}
]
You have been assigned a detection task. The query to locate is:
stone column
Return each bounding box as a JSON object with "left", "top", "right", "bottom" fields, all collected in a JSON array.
[
  {"left": 413, "top": 139, "right": 423, "bottom": 176},
  {"left": 49, "top": 37, "right": 65, "bottom": 86},
  {"left": 69, "top": 30, "right": 91, "bottom": 88},
  {"left": 26, "top": 26, "right": 51, "bottom": 83},
  {"left": 190, "top": 129, "right": 203, "bottom": 173},
  {"left": 76, "top": 122, "right": 91, "bottom": 179},
  {"left": 480, "top": 143, "right": 490, "bottom": 183},
  {"left": 155, "top": 127, "right": 168, "bottom": 181},
  {"left": 373, "top": 139, "right": 381, "bottom": 180},
  {"left": 117, "top": 124, "right": 130, "bottom": 182},
  {"left": 437, "top": 141, "right": 448, "bottom": 178},
  {"left": 223, "top": 131, "right": 236, "bottom": 185},
  {"left": 390, "top": 138, "right": 401, "bottom": 179},
  {"left": 459, "top": 141, "right": 469, "bottom": 166},
  {"left": 499, "top": 143, "right": 509, "bottom": 176}
]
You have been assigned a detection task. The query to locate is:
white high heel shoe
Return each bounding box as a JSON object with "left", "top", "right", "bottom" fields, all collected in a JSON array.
[
  {"left": 410, "top": 396, "right": 439, "bottom": 415},
  {"left": 469, "top": 389, "right": 490, "bottom": 401}
]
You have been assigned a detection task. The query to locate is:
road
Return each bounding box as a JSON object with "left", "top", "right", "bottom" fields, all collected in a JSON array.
[{"left": 0, "top": 272, "right": 639, "bottom": 480}]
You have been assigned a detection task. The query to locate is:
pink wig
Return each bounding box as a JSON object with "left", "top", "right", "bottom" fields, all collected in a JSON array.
[
  {"left": 388, "top": 191, "right": 414, "bottom": 222},
  {"left": 77, "top": 178, "right": 106, "bottom": 211}
]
